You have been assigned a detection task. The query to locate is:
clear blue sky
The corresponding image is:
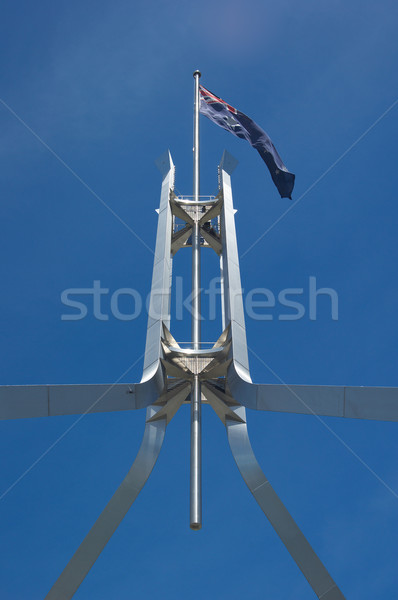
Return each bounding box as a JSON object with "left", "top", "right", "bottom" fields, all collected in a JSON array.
[{"left": 0, "top": 1, "right": 397, "bottom": 598}]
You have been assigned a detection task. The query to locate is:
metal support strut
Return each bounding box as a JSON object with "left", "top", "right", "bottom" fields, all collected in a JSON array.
[{"left": 45, "top": 406, "right": 167, "bottom": 600}]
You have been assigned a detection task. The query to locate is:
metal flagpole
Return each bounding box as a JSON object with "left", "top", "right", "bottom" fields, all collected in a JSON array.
[{"left": 190, "top": 69, "right": 202, "bottom": 529}]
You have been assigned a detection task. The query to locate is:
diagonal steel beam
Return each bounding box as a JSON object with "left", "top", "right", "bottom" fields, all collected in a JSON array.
[
  {"left": 201, "top": 382, "right": 243, "bottom": 424},
  {"left": 148, "top": 381, "right": 191, "bottom": 423},
  {"left": 199, "top": 226, "right": 222, "bottom": 255},
  {"left": 218, "top": 151, "right": 346, "bottom": 598},
  {"left": 198, "top": 196, "right": 222, "bottom": 225},
  {"left": 44, "top": 405, "right": 167, "bottom": 600},
  {"left": 43, "top": 152, "right": 179, "bottom": 598},
  {"left": 225, "top": 405, "right": 346, "bottom": 600},
  {"left": 170, "top": 198, "right": 195, "bottom": 225},
  {"left": 171, "top": 224, "right": 192, "bottom": 255}
]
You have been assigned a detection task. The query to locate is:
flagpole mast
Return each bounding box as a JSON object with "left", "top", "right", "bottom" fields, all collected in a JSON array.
[{"left": 190, "top": 69, "right": 202, "bottom": 530}]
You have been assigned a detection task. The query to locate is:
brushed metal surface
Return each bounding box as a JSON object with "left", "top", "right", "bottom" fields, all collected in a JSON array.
[
  {"left": 219, "top": 154, "right": 345, "bottom": 598},
  {"left": 45, "top": 405, "right": 166, "bottom": 600},
  {"left": 219, "top": 155, "right": 251, "bottom": 384},
  {"left": 190, "top": 70, "right": 202, "bottom": 529},
  {"left": 239, "top": 383, "right": 398, "bottom": 421},
  {"left": 226, "top": 406, "right": 345, "bottom": 600},
  {"left": 0, "top": 384, "right": 137, "bottom": 419},
  {"left": 190, "top": 375, "right": 202, "bottom": 529}
]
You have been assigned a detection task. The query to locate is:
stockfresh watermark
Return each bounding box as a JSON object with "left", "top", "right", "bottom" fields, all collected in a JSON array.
[{"left": 60, "top": 276, "right": 338, "bottom": 323}]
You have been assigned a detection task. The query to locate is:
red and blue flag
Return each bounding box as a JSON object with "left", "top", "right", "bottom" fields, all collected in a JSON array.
[{"left": 199, "top": 85, "right": 295, "bottom": 199}]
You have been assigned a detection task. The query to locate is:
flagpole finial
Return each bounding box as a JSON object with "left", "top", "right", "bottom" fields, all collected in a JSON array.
[{"left": 193, "top": 70, "right": 201, "bottom": 78}]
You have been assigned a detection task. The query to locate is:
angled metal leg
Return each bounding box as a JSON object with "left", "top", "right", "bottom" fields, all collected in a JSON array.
[
  {"left": 45, "top": 405, "right": 166, "bottom": 600},
  {"left": 217, "top": 153, "right": 346, "bottom": 597},
  {"left": 225, "top": 405, "right": 345, "bottom": 600},
  {"left": 42, "top": 152, "right": 178, "bottom": 598}
]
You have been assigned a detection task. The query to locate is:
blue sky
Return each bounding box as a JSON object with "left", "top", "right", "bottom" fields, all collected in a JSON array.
[{"left": 0, "top": 0, "right": 398, "bottom": 598}]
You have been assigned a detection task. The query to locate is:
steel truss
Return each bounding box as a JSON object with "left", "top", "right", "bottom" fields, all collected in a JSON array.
[{"left": 1, "top": 150, "right": 398, "bottom": 599}]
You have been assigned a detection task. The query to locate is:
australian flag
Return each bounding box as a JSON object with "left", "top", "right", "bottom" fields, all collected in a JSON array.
[{"left": 199, "top": 85, "right": 295, "bottom": 199}]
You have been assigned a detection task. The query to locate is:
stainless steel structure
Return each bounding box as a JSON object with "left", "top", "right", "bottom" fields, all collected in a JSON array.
[
  {"left": 190, "top": 69, "right": 202, "bottom": 530},
  {"left": 1, "top": 74, "right": 398, "bottom": 599}
]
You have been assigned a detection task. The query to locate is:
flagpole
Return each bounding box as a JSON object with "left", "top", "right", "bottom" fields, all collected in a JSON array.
[{"left": 190, "top": 69, "right": 202, "bottom": 530}]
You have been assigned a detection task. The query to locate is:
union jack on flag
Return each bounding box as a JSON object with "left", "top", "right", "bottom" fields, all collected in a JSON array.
[{"left": 199, "top": 85, "right": 295, "bottom": 199}]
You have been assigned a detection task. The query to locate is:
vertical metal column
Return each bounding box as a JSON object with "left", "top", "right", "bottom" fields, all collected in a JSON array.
[{"left": 190, "top": 69, "right": 202, "bottom": 529}]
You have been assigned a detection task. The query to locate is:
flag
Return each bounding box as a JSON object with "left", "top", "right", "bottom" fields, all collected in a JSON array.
[{"left": 199, "top": 85, "right": 295, "bottom": 199}]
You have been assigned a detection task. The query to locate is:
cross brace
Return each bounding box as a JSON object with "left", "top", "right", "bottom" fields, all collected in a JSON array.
[{"left": 1, "top": 151, "right": 398, "bottom": 599}]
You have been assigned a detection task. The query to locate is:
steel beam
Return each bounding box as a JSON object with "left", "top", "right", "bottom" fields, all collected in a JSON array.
[
  {"left": 219, "top": 151, "right": 346, "bottom": 598},
  {"left": 226, "top": 406, "right": 345, "bottom": 600},
  {"left": 44, "top": 405, "right": 166, "bottom": 600}
]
